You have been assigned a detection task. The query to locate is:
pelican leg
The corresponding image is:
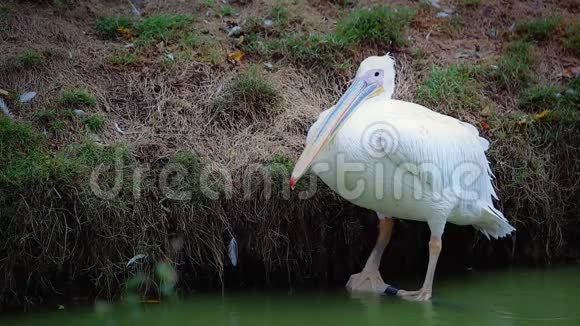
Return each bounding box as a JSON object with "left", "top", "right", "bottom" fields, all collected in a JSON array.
[
  {"left": 399, "top": 234, "right": 443, "bottom": 301},
  {"left": 346, "top": 216, "right": 394, "bottom": 294}
]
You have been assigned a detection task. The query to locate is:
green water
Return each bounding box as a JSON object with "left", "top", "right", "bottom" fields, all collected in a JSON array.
[{"left": 4, "top": 268, "right": 579, "bottom": 326}]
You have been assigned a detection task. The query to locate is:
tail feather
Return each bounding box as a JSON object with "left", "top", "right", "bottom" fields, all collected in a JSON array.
[{"left": 474, "top": 204, "right": 515, "bottom": 239}]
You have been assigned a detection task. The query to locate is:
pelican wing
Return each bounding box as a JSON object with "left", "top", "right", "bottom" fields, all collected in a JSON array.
[{"left": 373, "top": 100, "right": 497, "bottom": 203}]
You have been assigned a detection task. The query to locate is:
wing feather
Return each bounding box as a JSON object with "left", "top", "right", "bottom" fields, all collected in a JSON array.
[{"left": 376, "top": 101, "right": 497, "bottom": 204}]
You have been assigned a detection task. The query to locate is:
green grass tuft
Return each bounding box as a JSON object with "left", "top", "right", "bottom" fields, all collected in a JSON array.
[
  {"left": 494, "top": 41, "right": 533, "bottom": 93},
  {"left": 519, "top": 84, "right": 561, "bottom": 112},
  {"left": 168, "top": 151, "right": 217, "bottom": 201},
  {"left": 212, "top": 66, "right": 280, "bottom": 121},
  {"left": 267, "top": 154, "right": 293, "bottom": 175},
  {"left": 565, "top": 22, "right": 580, "bottom": 52},
  {"left": 15, "top": 49, "right": 46, "bottom": 68},
  {"left": 270, "top": 32, "right": 348, "bottom": 68},
  {"left": 515, "top": 16, "right": 562, "bottom": 42},
  {"left": 0, "top": 116, "right": 80, "bottom": 188},
  {"left": 84, "top": 115, "right": 106, "bottom": 132},
  {"left": 335, "top": 5, "right": 415, "bottom": 47},
  {"left": 220, "top": 4, "right": 234, "bottom": 16},
  {"left": 52, "top": 0, "right": 77, "bottom": 12},
  {"left": 95, "top": 16, "right": 133, "bottom": 40},
  {"left": 108, "top": 50, "right": 137, "bottom": 65},
  {"left": 416, "top": 64, "right": 483, "bottom": 110},
  {"left": 59, "top": 89, "right": 97, "bottom": 107},
  {"left": 135, "top": 14, "right": 194, "bottom": 43},
  {"left": 267, "top": 4, "right": 289, "bottom": 23}
]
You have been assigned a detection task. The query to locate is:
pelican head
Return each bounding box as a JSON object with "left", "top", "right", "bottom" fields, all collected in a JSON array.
[{"left": 290, "top": 54, "right": 396, "bottom": 189}]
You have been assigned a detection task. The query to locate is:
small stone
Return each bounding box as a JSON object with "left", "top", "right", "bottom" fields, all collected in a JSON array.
[
  {"left": 73, "top": 109, "right": 88, "bottom": 119},
  {"left": 263, "top": 19, "right": 273, "bottom": 27},
  {"left": 228, "top": 25, "right": 242, "bottom": 37},
  {"left": 205, "top": 10, "right": 213, "bottom": 17},
  {"left": 555, "top": 93, "right": 562, "bottom": 98},
  {"left": 565, "top": 89, "right": 576, "bottom": 95},
  {"left": 264, "top": 62, "right": 274, "bottom": 71},
  {"left": 436, "top": 11, "right": 450, "bottom": 18}
]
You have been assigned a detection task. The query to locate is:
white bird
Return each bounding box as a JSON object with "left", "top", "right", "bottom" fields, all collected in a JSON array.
[{"left": 290, "top": 54, "right": 515, "bottom": 301}]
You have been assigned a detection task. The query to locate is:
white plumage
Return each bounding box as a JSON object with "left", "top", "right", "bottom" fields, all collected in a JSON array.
[
  {"left": 292, "top": 54, "right": 515, "bottom": 300},
  {"left": 307, "top": 99, "right": 514, "bottom": 239}
]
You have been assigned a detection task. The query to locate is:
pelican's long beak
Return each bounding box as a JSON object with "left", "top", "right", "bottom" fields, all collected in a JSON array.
[{"left": 290, "top": 78, "right": 383, "bottom": 189}]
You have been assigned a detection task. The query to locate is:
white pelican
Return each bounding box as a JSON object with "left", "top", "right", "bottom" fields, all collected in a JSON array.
[{"left": 290, "top": 54, "right": 515, "bottom": 301}]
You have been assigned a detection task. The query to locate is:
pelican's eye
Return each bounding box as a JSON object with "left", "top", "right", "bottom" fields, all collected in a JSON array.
[{"left": 374, "top": 72, "right": 380, "bottom": 77}]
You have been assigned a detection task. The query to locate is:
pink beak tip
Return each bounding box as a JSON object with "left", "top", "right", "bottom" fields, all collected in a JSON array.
[{"left": 289, "top": 177, "right": 296, "bottom": 190}]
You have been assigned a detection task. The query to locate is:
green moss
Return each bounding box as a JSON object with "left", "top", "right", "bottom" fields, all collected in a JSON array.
[
  {"left": 84, "top": 114, "right": 105, "bottom": 132},
  {"left": 565, "top": 22, "right": 580, "bottom": 52},
  {"left": 335, "top": 5, "right": 415, "bottom": 47},
  {"left": 416, "top": 64, "right": 482, "bottom": 110},
  {"left": 95, "top": 16, "right": 133, "bottom": 40},
  {"left": 59, "top": 89, "right": 97, "bottom": 107},
  {"left": 515, "top": 16, "right": 561, "bottom": 42}
]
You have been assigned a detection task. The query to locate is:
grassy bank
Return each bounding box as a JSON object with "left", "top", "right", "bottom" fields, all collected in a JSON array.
[{"left": 1, "top": 0, "right": 579, "bottom": 308}]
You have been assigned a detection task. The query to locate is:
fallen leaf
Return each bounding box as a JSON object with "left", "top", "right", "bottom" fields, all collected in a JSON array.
[
  {"left": 534, "top": 109, "right": 551, "bottom": 121},
  {"left": 19, "top": 91, "right": 37, "bottom": 103},
  {"left": 58, "top": 305, "right": 65, "bottom": 310},
  {"left": 228, "top": 50, "right": 245, "bottom": 64},
  {"left": 479, "top": 120, "right": 490, "bottom": 131},
  {"left": 0, "top": 88, "right": 8, "bottom": 97},
  {"left": 142, "top": 299, "right": 160, "bottom": 304},
  {"left": 117, "top": 26, "right": 134, "bottom": 40},
  {"left": 561, "top": 66, "right": 580, "bottom": 79}
]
